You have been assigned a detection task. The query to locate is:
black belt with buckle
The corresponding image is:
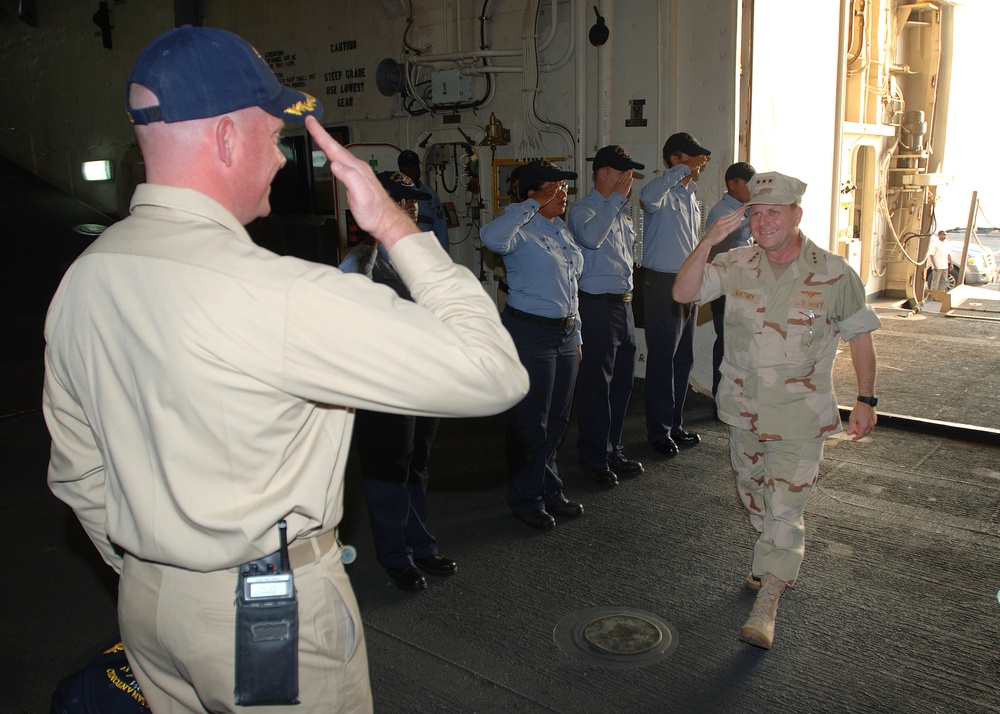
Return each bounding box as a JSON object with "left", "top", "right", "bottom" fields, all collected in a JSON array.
[
  {"left": 504, "top": 305, "right": 576, "bottom": 328},
  {"left": 579, "top": 290, "right": 633, "bottom": 303}
]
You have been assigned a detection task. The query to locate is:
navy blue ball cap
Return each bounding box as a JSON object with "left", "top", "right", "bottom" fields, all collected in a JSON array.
[
  {"left": 725, "top": 161, "right": 756, "bottom": 183},
  {"left": 517, "top": 159, "right": 577, "bottom": 192},
  {"left": 662, "top": 132, "right": 710, "bottom": 158},
  {"left": 377, "top": 171, "right": 430, "bottom": 202},
  {"left": 593, "top": 144, "right": 644, "bottom": 171},
  {"left": 398, "top": 150, "right": 421, "bottom": 168},
  {"left": 126, "top": 26, "right": 323, "bottom": 125}
]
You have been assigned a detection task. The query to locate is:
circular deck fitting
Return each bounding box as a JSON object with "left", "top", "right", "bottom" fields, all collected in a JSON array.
[
  {"left": 554, "top": 607, "right": 678, "bottom": 669},
  {"left": 583, "top": 614, "right": 663, "bottom": 654},
  {"left": 72, "top": 223, "right": 108, "bottom": 236}
]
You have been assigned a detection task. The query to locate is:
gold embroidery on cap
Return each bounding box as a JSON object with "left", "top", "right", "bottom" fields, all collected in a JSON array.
[{"left": 285, "top": 93, "right": 318, "bottom": 116}]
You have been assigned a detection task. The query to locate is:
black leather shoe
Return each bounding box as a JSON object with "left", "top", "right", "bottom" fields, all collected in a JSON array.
[
  {"left": 672, "top": 429, "right": 701, "bottom": 448},
  {"left": 414, "top": 554, "right": 458, "bottom": 576},
  {"left": 582, "top": 468, "right": 618, "bottom": 487},
  {"left": 652, "top": 436, "right": 678, "bottom": 457},
  {"left": 610, "top": 458, "right": 645, "bottom": 477},
  {"left": 547, "top": 499, "right": 584, "bottom": 517},
  {"left": 514, "top": 510, "right": 556, "bottom": 530},
  {"left": 386, "top": 564, "right": 427, "bottom": 592}
]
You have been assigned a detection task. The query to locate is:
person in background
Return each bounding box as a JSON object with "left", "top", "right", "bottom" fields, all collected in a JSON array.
[
  {"left": 673, "top": 171, "right": 880, "bottom": 651},
  {"left": 43, "top": 26, "right": 528, "bottom": 712},
  {"left": 927, "top": 229, "right": 952, "bottom": 293},
  {"left": 568, "top": 144, "right": 646, "bottom": 488},
  {"left": 705, "top": 161, "right": 755, "bottom": 399},
  {"left": 398, "top": 149, "right": 450, "bottom": 253},
  {"left": 341, "top": 171, "right": 458, "bottom": 593},
  {"left": 639, "top": 132, "right": 711, "bottom": 457},
  {"left": 480, "top": 160, "right": 585, "bottom": 530}
]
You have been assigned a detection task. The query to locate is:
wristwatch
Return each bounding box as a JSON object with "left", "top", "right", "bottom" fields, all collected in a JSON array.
[{"left": 857, "top": 395, "right": 878, "bottom": 407}]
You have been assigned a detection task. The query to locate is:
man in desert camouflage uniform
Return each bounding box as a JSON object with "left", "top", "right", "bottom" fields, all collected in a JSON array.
[{"left": 673, "top": 172, "right": 880, "bottom": 649}]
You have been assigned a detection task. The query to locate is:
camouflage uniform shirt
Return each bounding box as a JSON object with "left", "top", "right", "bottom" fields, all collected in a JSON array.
[{"left": 697, "top": 233, "right": 881, "bottom": 440}]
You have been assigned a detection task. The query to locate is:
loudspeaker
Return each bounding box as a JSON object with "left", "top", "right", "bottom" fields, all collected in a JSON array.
[{"left": 376, "top": 58, "right": 405, "bottom": 97}]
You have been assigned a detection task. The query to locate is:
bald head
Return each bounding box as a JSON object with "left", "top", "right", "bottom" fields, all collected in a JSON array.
[
  {"left": 129, "top": 83, "right": 286, "bottom": 225},
  {"left": 130, "top": 84, "right": 215, "bottom": 178}
]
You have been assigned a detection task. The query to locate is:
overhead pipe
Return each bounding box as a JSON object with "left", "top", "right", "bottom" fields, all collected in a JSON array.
[
  {"left": 409, "top": 48, "right": 521, "bottom": 65},
  {"left": 467, "top": 66, "right": 524, "bottom": 74}
]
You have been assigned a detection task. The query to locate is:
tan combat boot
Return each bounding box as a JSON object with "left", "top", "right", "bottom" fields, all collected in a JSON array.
[{"left": 738, "top": 572, "right": 787, "bottom": 649}]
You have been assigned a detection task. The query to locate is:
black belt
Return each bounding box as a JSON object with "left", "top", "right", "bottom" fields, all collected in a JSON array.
[
  {"left": 504, "top": 305, "right": 576, "bottom": 328},
  {"left": 644, "top": 269, "right": 678, "bottom": 279},
  {"left": 579, "top": 290, "right": 633, "bottom": 303}
]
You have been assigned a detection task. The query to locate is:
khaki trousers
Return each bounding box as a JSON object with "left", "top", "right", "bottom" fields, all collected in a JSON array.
[
  {"left": 119, "top": 535, "right": 372, "bottom": 713},
  {"left": 730, "top": 427, "right": 825, "bottom": 585},
  {"left": 929, "top": 267, "right": 949, "bottom": 292}
]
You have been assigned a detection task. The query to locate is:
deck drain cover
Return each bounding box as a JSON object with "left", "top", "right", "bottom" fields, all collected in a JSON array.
[
  {"left": 583, "top": 614, "right": 662, "bottom": 654},
  {"left": 72, "top": 223, "right": 108, "bottom": 236},
  {"left": 554, "top": 606, "right": 678, "bottom": 668}
]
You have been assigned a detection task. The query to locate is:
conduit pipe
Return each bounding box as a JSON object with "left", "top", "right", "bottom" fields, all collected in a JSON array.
[
  {"left": 470, "top": 66, "right": 525, "bottom": 74},
  {"left": 468, "top": 14, "right": 574, "bottom": 75},
  {"left": 830, "top": 0, "right": 850, "bottom": 253},
  {"left": 576, "top": 0, "right": 588, "bottom": 193},
  {"left": 410, "top": 48, "right": 521, "bottom": 65},
  {"left": 540, "top": 0, "right": 575, "bottom": 72},
  {"left": 537, "top": 0, "right": 558, "bottom": 52},
  {"left": 598, "top": 2, "right": 612, "bottom": 149},
  {"left": 409, "top": 0, "right": 558, "bottom": 65}
]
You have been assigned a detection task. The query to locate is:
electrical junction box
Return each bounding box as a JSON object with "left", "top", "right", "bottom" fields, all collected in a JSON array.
[
  {"left": 432, "top": 70, "right": 473, "bottom": 105},
  {"left": 426, "top": 144, "right": 450, "bottom": 166}
]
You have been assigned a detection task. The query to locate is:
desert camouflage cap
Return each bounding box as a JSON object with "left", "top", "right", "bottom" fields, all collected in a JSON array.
[{"left": 745, "top": 171, "right": 807, "bottom": 206}]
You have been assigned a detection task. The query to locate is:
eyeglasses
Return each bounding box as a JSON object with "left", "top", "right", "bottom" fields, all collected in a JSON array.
[
  {"left": 528, "top": 182, "right": 569, "bottom": 197},
  {"left": 799, "top": 310, "right": 815, "bottom": 347}
]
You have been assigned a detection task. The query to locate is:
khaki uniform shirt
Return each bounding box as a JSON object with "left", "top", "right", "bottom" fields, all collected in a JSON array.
[
  {"left": 698, "top": 233, "right": 880, "bottom": 441},
  {"left": 44, "top": 184, "right": 528, "bottom": 573}
]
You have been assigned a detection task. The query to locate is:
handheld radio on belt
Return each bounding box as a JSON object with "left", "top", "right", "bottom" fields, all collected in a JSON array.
[{"left": 234, "top": 520, "right": 300, "bottom": 706}]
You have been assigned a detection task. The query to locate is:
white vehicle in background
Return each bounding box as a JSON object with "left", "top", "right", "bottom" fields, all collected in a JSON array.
[{"left": 941, "top": 228, "right": 1000, "bottom": 288}]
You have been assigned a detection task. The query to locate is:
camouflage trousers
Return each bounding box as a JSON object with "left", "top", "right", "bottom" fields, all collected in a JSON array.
[{"left": 729, "top": 427, "right": 825, "bottom": 585}]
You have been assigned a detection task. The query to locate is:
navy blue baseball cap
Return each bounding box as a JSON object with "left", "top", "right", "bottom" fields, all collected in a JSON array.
[
  {"left": 517, "top": 160, "right": 577, "bottom": 192},
  {"left": 398, "top": 150, "right": 421, "bottom": 168},
  {"left": 593, "top": 144, "right": 645, "bottom": 171},
  {"left": 126, "top": 26, "right": 323, "bottom": 125},
  {"left": 725, "top": 161, "right": 756, "bottom": 182},
  {"left": 377, "top": 171, "right": 430, "bottom": 202},
  {"left": 662, "top": 132, "right": 711, "bottom": 159}
]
